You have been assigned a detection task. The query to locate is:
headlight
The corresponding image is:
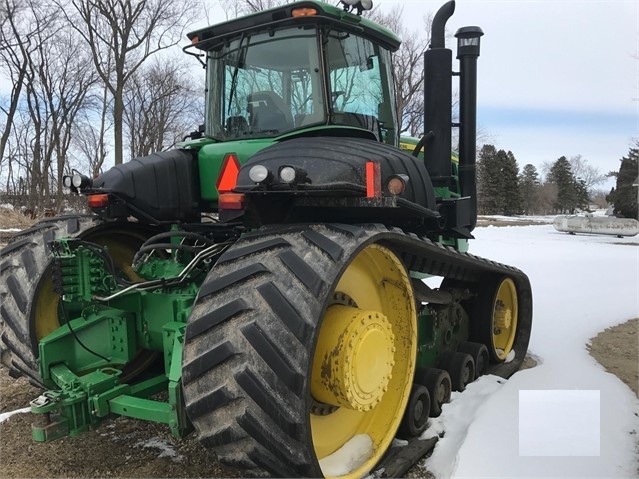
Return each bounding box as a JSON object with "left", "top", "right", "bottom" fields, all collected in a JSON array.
[
  {"left": 279, "top": 166, "right": 297, "bottom": 183},
  {"left": 248, "top": 165, "right": 270, "bottom": 184}
]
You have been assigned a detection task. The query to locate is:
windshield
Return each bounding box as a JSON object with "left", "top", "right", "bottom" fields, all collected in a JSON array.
[
  {"left": 325, "top": 31, "right": 398, "bottom": 144},
  {"left": 206, "top": 27, "right": 324, "bottom": 139}
]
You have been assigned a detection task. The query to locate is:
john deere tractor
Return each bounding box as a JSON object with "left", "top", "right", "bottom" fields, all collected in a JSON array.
[{"left": 0, "top": 1, "right": 532, "bottom": 477}]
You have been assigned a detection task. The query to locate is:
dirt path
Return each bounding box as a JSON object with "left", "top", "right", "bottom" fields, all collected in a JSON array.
[{"left": 587, "top": 317, "right": 638, "bottom": 398}]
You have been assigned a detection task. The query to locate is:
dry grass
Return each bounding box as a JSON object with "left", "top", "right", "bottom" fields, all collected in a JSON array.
[{"left": 0, "top": 207, "right": 38, "bottom": 230}]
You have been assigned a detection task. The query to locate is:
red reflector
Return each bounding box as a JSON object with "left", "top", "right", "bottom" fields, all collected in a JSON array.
[
  {"left": 219, "top": 193, "right": 244, "bottom": 210},
  {"left": 365, "top": 161, "right": 381, "bottom": 198},
  {"left": 87, "top": 194, "right": 109, "bottom": 208},
  {"left": 217, "top": 153, "right": 240, "bottom": 194}
]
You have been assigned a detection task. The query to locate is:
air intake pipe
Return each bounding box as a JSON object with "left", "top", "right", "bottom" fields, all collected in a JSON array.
[
  {"left": 423, "top": 1, "right": 454, "bottom": 186},
  {"left": 455, "top": 26, "right": 483, "bottom": 232}
]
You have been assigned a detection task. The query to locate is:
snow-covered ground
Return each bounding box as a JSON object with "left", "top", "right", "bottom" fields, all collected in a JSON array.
[{"left": 422, "top": 224, "right": 639, "bottom": 478}]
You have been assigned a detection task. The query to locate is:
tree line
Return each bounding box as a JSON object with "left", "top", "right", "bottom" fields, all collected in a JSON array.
[{"left": 476, "top": 142, "right": 638, "bottom": 218}]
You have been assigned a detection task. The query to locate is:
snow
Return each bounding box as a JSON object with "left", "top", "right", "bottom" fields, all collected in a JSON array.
[
  {"left": 319, "top": 434, "right": 374, "bottom": 477},
  {"left": 421, "top": 224, "right": 639, "bottom": 478},
  {"left": 135, "top": 437, "right": 182, "bottom": 461},
  {"left": 0, "top": 407, "right": 30, "bottom": 423}
]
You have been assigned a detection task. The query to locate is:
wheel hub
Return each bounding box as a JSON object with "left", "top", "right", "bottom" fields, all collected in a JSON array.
[
  {"left": 493, "top": 300, "right": 512, "bottom": 330},
  {"left": 311, "top": 305, "right": 395, "bottom": 412}
]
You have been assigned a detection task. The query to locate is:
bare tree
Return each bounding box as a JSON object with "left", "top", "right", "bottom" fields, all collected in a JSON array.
[
  {"left": 370, "top": 6, "right": 431, "bottom": 136},
  {"left": 569, "top": 154, "right": 606, "bottom": 191},
  {"left": 1, "top": 1, "right": 97, "bottom": 211},
  {"left": 123, "top": 57, "right": 202, "bottom": 158},
  {"left": 62, "top": 0, "right": 198, "bottom": 165},
  {"left": 0, "top": 0, "right": 54, "bottom": 165},
  {"left": 71, "top": 87, "right": 112, "bottom": 178}
]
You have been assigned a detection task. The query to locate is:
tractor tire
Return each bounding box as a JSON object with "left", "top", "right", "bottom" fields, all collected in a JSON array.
[
  {"left": 0, "top": 215, "right": 156, "bottom": 385},
  {"left": 415, "top": 367, "right": 451, "bottom": 417},
  {"left": 437, "top": 351, "right": 474, "bottom": 392},
  {"left": 182, "top": 224, "right": 418, "bottom": 478}
]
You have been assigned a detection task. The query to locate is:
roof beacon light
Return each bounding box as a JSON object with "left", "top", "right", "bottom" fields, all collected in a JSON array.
[{"left": 292, "top": 7, "right": 317, "bottom": 17}]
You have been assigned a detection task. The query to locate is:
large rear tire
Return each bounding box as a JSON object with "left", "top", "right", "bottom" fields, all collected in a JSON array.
[
  {"left": 0, "top": 215, "right": 156, "bottom": 384},
  {"left": 182, "top": 225, "right": 417, "bottom": 478}
]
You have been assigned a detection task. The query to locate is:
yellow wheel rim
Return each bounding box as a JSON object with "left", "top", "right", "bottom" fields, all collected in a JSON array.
[
  {"left": 310, "top": 244, "right": 417, "bottom": 478},
  {"left": 492, "top": 278, "right": 518, "bottom": 361}
]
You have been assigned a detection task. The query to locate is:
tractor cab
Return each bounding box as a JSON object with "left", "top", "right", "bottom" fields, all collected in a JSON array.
[{"left": 186, "top": 2, "right": 400, "bottom": 144}]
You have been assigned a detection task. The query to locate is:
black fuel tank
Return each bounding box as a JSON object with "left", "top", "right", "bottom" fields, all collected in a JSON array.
[{"left": 92, "top": 149, "right": 199, "bottom": 222}]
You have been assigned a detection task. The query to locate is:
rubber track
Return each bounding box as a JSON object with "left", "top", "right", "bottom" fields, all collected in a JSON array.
[
  {"left": 0, "top": 216, "right": 105, "bottom": 384},
  {"left": 182, "top": 223, "right": 533, "bottom": 477}
]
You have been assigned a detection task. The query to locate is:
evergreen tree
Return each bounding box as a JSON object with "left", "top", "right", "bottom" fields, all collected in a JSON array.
[
  {"left": 477, "top": 144, "right": 504, "bottom": 214},
  {"left": 574, "top": 178, "right": 590, "bottom": 211},
  {"left": 519, "top": 163, "right": 540, "bottom": 215},
  {"left": 502, "top": 151, "right": 522, "bottom": 215},
  {"left": 548, "top": 156, "right": 578, "bottom": 213},
  {"left": 607, "top": 144, "right": 638, "bottom": 218}
]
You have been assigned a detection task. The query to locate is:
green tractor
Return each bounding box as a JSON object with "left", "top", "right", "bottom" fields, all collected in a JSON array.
[{"left": 0, "top": 1, "right": 532, "bottom": 477}]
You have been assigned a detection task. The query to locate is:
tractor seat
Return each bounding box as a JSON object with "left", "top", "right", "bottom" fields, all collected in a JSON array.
[{"left": 247, "top": 91, "right": 293, "bottom": 133}]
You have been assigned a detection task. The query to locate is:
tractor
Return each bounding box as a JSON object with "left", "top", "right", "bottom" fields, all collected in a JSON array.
[{"left": 0, "top": 1, "right": 532, "bottom": 477}]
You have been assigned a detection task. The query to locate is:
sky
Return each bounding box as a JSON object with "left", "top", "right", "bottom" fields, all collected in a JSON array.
[{"left": 387, "top": 0, "right": 638, "bottom": 189}]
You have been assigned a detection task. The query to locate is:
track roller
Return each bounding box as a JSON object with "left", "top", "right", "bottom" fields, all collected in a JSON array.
[
  {"left": 415, "top": 368, "right": 451, "bottom": 417},
  {"left": 457, "top": 341, "right": 489, "bottom": 379},
  {"left": 397, "top": 384, "right": 431, "bottom": 439},
  {"left": 437, "top": 351, "right": 475, "bottom": 392}
]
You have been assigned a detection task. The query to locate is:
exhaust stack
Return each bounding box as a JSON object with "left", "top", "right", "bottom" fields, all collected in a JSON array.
[
  {"left": 455, "top": 26, "right": 483, "bottom": 231},
  {"left": 423, "top": 1, "right": 454, "bottom": 185}
]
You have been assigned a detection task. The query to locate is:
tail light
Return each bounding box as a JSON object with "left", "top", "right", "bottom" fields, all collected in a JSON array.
[
  {"left": 219, "top": 193, "right": 244, "bottom": 210},
  {"left": 87, "top": 194, "right": 109, "bottom": 208}
]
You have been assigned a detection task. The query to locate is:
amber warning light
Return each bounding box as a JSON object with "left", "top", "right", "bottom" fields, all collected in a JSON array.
[{"left": 292, "top": 7, "right": 317, "bottom": 17}]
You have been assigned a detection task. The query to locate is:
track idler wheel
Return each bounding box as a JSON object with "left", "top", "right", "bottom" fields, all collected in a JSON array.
[
  {"left": 437, "top": 351, "right": 475, "bottom": 392},
  {"left": 397, "top": 384, "right": 431, "bottom": 439},
  {"left": 457, "top": 341, "right": 489, "bottom": 379},
  {"left": 477, "top": 276, "right": 519, "bottom": 363},
  {"left": 415, "top": 368, "right": 451, "bottom": 417}
]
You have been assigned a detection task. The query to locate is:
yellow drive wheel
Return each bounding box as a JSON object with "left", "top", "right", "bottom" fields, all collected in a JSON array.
[{"left": 310, "top": 244, "right": 417, "bottom": 478}]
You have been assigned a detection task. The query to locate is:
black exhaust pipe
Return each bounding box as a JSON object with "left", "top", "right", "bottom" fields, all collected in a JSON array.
[
  {"left": 423, "top": 1, "right": 454, "bottom": 186},
  {"left": 455, "top": 26, "right": 483, "bottom": 231}
]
